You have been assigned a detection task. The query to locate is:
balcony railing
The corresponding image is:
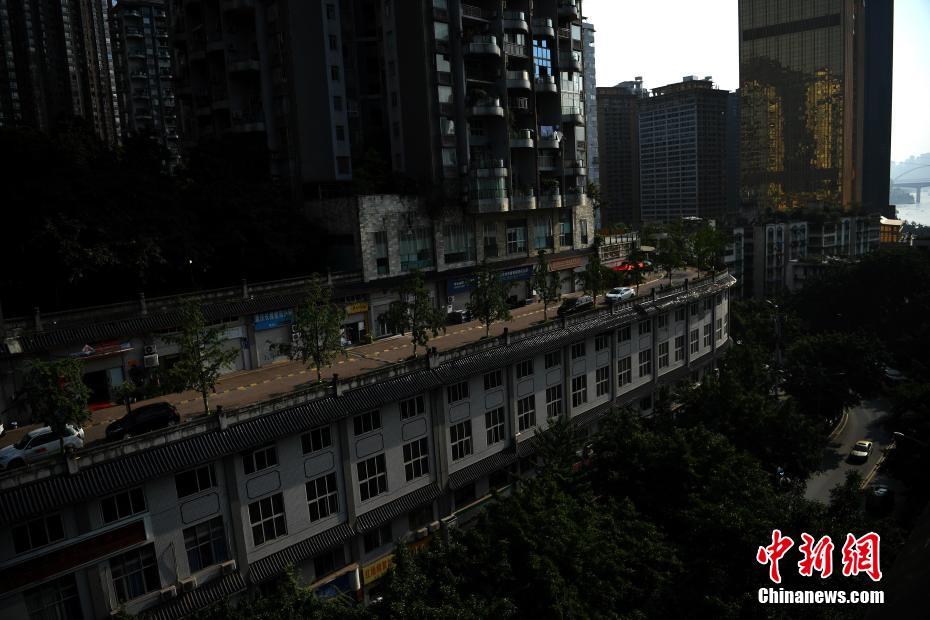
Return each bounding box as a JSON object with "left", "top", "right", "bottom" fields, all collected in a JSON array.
[
  {"left": 532, "top": 17, "right": 555, "bottom": 36},
  {"left": 503, "top": 42, "right": 526, "bottom": 57},
  {"left": 461, "top": 4, "right": 483, "bottom": 19},
  {"left": 509, "top": 96, "right": 529, "bottom": 111}
]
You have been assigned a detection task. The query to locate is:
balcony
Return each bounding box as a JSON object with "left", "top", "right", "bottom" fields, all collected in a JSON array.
[
  {"left": 126, "top": 28, "right": 143, "bottom": 38},
  {"left": 538, "top": 129, "right": 561, "bottom": 149},
  {"left": 470, "top": 159, "right": 508, "bottom": 178},
  {"left": 129, "top": 48, "right": 146, "bottom": 59},
  {"left": 509, "top": 129, "right": 535, "bottom": 149},
  {"left": 509, "top": 96, "right": 529, "bottom": 112},
  {"left": 132, "top": 89, "right": 148, "bottom": 100},
  {"left": 503, "top": 42, "right": 527, "bottom": 58},
  {"left": 466, "top": 35, "right": 500, "bottom": 56},
  {"left": 130, "top": 71, "right": 148, "bottom": 81},
  {"left": 537, "top": 155, "right": 557, "bottom": 171},
  {"left": 559, "top": 0, "right": 580, "bottom": 21},
  {"left": 469, "top": 97, "right": 504, "bottom": 117},
  {"left": 503, "top": 11, "right": 528, "bottom": 32},
  {"left": 511, "top": 190, "right": 536, "bottom": 210},
  {"left": 564, "top": 159, "right": 588, "bottom": 176},
  {"left": 470, "top": 188, "right": 510, "bottom": 214},
  {"left": 461, "top": 4, "right": 485, "bottom": 20},
  {"left": 534, "top": 75, "right": 557, "bottom": 93},
  {"left": 228, "top": 53, "right": 260, "bottom": 73},
  {"left": 538, "top": 192, "right": 563, "bottom": 209},
  {"left": 561, "top": 106, "right": 584, "bottom": 124},
  {"left": 506, "top": 70, "right": 531, "bottom": 90},
  {"left": 229, "top": 110, "right": 265, "bottom": 133},
  {"left": 562, "top": 51, "right": 582, "bottom": 73},
  {"left": 564, "top": 190, "right": 588, "bottom": 207},
  {"left": 532, "top": 17, "right": 555, "bottom": 38}
]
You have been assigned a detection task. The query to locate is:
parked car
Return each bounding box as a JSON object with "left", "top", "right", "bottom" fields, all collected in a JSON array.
[
  {"left": 848, "top": 440, "right": 873, "bottom": 463},
  {"left": 557, "top": 295, "right": 594, "bottom": 317},
  {"left": 605, "top": 287, "right": 636, "bottom": 303},
  {"left": 0, "top": 425, "right": 85, "bottom": 469},
  {"left": 446, "top": 309, "right": 471, "bottom": 325},
  {"left": 866, "top": 483, "right": 895, "bottom": 516},
  {"left": 105, "top": 402, "right": 180, "bottom": 441}
]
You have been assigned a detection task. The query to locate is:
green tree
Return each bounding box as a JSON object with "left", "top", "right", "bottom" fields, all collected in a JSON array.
[
  {"left": 113, "top": 379, "right": 140, "bottom": 416},
  {"left": 578, "top": 250, "right": 609, "bottom": 303},
  {"left": 467, "top": 261, "right": 513, "bottom": 337},
  {"left": 654, "top": 221, "right": 687, "bottom": 284},
  {"left": 167, "top": 299, "right": 239, "bottom": 416},
  {"left": 690, "top": 224, "right": 728, "bottom": 274},
  {"left": 385, "top": 271, "right": 446, "bottom": 358},
  {"left": 22, "top": 358, "right": 91, "bottom": 460},
  {"left": 275, "top": 276, "right": 347, "bottom": 383},
  {"left": 531, "top": 250, "right": 562, "bottom": 321}
]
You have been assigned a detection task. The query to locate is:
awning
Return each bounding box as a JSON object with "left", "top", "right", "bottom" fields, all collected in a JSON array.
[{"left": 548, "top": 256, "right": 583, "bottom": 272}]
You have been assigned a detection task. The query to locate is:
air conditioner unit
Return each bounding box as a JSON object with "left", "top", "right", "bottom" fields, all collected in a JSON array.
[
  {"left": 220, "top": 559, "right": 238, "bottom": 575},
  {"left": 179, "top": 576, "right": 199, "bottom": 592},
  {"left": 415, "top": 527, "right": 429, "bottom": 539},
  {"left": 159, "top": 585, "right": 177, "bottom": 601},
  {"left": 440, "top": 514, "right": 458, "bottom": 530},
  {"left": 143, "top": 344, "right": 158, "bottom": 355},
  {"left": 144, "top": 353, "right": 160, "bottom": 368}
]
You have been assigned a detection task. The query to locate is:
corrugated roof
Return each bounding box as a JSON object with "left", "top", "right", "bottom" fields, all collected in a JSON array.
[
  {"left": 141, "top": 571, "right": 246, "bottom": 620},
  {"left": 354, "top": 483, "right": 441, "bottom": 533},
  {"left": 248, "top": 523, "right": 355, "bottom": 584},
  {"left": 448, "top": 449, "right": 517, "bottom": 490}
]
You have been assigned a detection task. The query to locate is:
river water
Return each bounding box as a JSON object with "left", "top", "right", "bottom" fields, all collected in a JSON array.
[{"left": 894, "top": 188, "right": 929, "bottom": 227}]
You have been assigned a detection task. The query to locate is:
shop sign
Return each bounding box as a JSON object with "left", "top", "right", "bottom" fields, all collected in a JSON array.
[
  {"left": 362, "top": 535, "right": 434, "bottom": 585},
  {"left": 345, "top": 302, "right": 369, "bottom": 315},
  {"left": 447, "top": 265, "right": 533, "bottom": 295},
  {"left": 70, "top": 340, "right": 132, "bottom": 359},
  {"left": 548, "top": 256, "right": 583, "bottom": 272},
  {"left": 254, "top": 310, "right": 292, "bottom": 331},
  {"left": 312, "top": 566, "right": 360, "bottom": 600}
]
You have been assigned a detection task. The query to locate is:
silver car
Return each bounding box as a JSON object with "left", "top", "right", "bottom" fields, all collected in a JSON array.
[
  {"left": 0, "top": 425, "right": 85, "bottom": 469},
  {"left": 605, "top": 287, "right": 636, "bottom": 303}
]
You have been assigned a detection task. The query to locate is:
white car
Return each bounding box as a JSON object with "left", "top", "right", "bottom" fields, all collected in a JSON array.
[
  {"left": 605, "top": 287, "right": 636, "bottom": 303},
  {"left": 849, "top": 440, "right": 873, "bottom": 463},
  {"left": 0, "top": 425, "right": 85, "bottom": 469}
]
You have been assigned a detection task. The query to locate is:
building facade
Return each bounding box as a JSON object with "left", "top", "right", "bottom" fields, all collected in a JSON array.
[
  {"left": 110, "top": 0, "right": 178, "bottom": 155},
  {"left": 581, "top": 21, "right": 597, "bottom": 191},
  {"left": 638, "top": 76, "right": 729, "bottom": 223},
  {"left": 0, "top": 272, "right": 734, "bottom": 619},
  {"left": 738, "top": 0, "right": 893, "bottom": 214},
  {"left": 595, "top": 78, "right": 646, "bottom": 227},
  {"left": 0, "top": 0, "right": 121, "bottom": 143}
]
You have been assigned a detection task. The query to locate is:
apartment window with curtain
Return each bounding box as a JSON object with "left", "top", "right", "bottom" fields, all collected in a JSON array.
[
  {"left": 580, "top": 219, "right": 588, "bottom": 245},
  {"left": 399, "top": 227, "right": 434, "bottom": 271},
  {"left": 534, "top": 217, "right": 553, "bottom": 249},
  {"left": 559, "top": 215, "right": 573, "bottom": 246},
  {"left": 532, "top": 39, "right": 551, "bottom": 77},
  {"left": 483, "top": 223, "right": 498, "bottom": 257},
  {"left": 374, "top": 231, "right": 389, "bottom": 275},
  {"left": 443, "top": 223, "right": 474, "bottom": 264},
  {"left": 506, "top": 222, "right": 527, "bottom": 254}
]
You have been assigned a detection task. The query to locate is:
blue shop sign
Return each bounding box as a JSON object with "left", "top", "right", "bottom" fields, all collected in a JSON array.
[
  {"left": 254, "top": 310, "right": 292, "bottom": 331},
  {"left": 446, "top": 265, "right": 532, "bottom": 295}
]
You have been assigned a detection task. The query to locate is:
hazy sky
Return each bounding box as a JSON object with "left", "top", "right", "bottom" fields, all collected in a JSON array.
[{"left": 583, "top": 0, "right": 930, "bottom": 162}]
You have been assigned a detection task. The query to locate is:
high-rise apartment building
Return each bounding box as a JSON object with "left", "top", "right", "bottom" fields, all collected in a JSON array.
[
  {"left": 110, "top": 0, "right": 178, "bottom": 155},
  {"left": 0, "top": 0, "right": 121, "bottom": 143},
  {"left": 638, "top": 76, "right": 728, "bottom": 222},
  {"left": 595, "top": 78, "right": 646, "bottom": 226},
  {"left": 581, "top": 21, "right": 597, "bottom": 190},
  {"left": 738, "top": 0, "right": 893, "bottom": 213}
]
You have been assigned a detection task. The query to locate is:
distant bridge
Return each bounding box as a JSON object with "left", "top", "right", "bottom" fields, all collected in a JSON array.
[{"left": 891, "top": 164, "right": 930, "bottom": 204}]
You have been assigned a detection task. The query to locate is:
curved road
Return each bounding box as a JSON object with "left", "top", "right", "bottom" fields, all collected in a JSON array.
[{"left": 804, "top": 398, "right": 893, "bottom": 503}]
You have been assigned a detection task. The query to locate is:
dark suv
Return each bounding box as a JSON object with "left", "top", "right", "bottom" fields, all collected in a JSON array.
[{"left": 106, "top": 402, "right": 180, "bottom": 440}]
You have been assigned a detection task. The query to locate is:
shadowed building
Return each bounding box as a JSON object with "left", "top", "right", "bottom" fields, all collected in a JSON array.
[{"left": 596, "top": 78, "right": 646, "bottom": 226}]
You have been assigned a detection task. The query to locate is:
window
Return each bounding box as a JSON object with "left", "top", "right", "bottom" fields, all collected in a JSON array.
[
  {"left": 24, "top": 575, "right": 80, "bottom": 620},
  {"left": 433, "top": 21, "right": 449, "bottom": 42},
  {"left": 638, "top": 320, "right": 651, "bottom": 336},
  {"left": 329, "top": 34, "right": 338, "bottom": 50},
  {"left": 506, "top": 222, "right": 527, "bottom": 254},
  {"left": 314, "top": 547, "right": 346, "bottom": 579},
  {"left": 391, "top": 92, "right": 398, "bottom": 107},
  {"left": 640, "top": 395, "right": 653, "bottom": 412},
  {"left": 243, "top": 444, "right": 278, "bottom": 475},
  {"left": 618, "top": 325, "right": 631, "bottom": 342},
  {"left": 374, "top": 230, "right": 389, "bottom": 275},
  {"left": 409, "top": 504, "right": 433, "bottom": 530},
  {"left": 337, "top": 156, "right": 350, "bottom": 174},
  {"left": 330, "top": 65, "right": 340, "bottom": 81},
  {"left": 447, "top": 381, "right": 469, "bottom": 403},
  {"left": 534, "top": 218, "right": 553, "bottom": 249},
  {"left": 403, "top": 438, "right": 430, "bottom": 481},
  {"left": 724, "top": 313, "right": 730, "bottom": 335},
  {"left": 400, "top": 395, "right": 425, "bottom": 419},
  {"left": 443, "top": 223, "right": 474, "bottom": 263},
  {"left": 12, "top": 514, "right": 64, "bottom": 554},
  {"left": 483, "top": 222, "right": 498, "bottom": 256},
  {"left": 675, "top": 307, "right": 686, "bottom": 322},
  {"left": 533, "top": 38, "right": 552, "bottom": 77},
  {"left": 516, "top": 359, "right": 533, "bottom": 379},
  {"left": 690, "top": 302, "right": 699, "bottom": 317},
  {"left": 639, "top": 350, "right": 652, "bottom": 377},
  {"left": 306, "top": 473, "right": 339, "bottom": 522},
  {"left": 559, "top": 215, "right": 573, "bottom": 246},
  {"left": 364, "top": 523, "right": 393, "bottom": 553},
  {"left": 175, "top": 464, "right": 216, "bottom": 499},
  {"left": 546, "top": 385, "right": 563, "bottom": 417},
  {"left": 595, "top": 366, "right": 610, "bottom": 397},
  {"left": 302, "top": 426, "right": 332, "bottom": 454},
  {"left": 326, "top": 3, "right": 336, "bottom": 19},
  {"left": 580, "top": 219, "right": 589, "bottom": 245},
  {"left": 399, "top": 227, "right": 434, "bottom": 271},
  {"left": 102, "top": 487, "right": 146, "bottom": 524},
  {"left": 690, "top": 329, "right": 700, "bottom": 354},
  {"left": 657, "top": 314, "right": 668, "bottom": 329},
  {"left": 334, "top": 96, "right": 343, "bottom": 112},
  {"left": 483, "top": 370, "right": 503, "bottom": 391},
  {"left": 544, "top": 350, "right": 561, "bottom": 369},
  {"left": 675, "top": 335, "right": 686, "bottom": 362},
  {"left": 335, "top": 125, "right": 345, "bottom": 141},
  {"left": 184, "top": 517, "right": 229, "bottom": 572},
  {"left": 111, "top": 545, "right": 160, "bottom": 603},
  {"left": 704, "top": 324, "right": 713, "bottom": 347},
  {"left": 517, "top": 395, "right": 536, "bottom": 432},
  {"left": 571, "top": 341, "right": 586, "bottom": 360},
  {"left": 571, "top": 375, "right": 587, "bottom": 407},
  {"left": 716, "top": 318, "right": 723, "bottom": 341},
  {"left": 704, "top": 298, "right": 714, "bottom": 312},
  {"left": 485, "top": 407, "right": 505, "bottom": 445},
  {"left": 618, "top": 356, "right": 632, "bottom": 387},
  {"left": 450, "top": 421, "right": 473, "bottom": 461},
  {"left": 353, "top": 410, "right": 382, "bottom": 436},
  {"left": 249, "top": 493, "right": 287, "bottom": 546},
  {"left": 595, "top": 333, "right": 609, "bottom": 351},
  {"left": 658, "top": 341, "right": 670, "bottom": 369},
  {"left": 357, "top": 454, "right": 388, "bottom": 501}
]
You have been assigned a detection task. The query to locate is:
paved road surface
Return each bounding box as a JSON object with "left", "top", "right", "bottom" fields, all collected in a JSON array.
[
  {"left": 804, "top": 399, "right": 893, "bottom": 503},
  {"left": 2, "top": 270, "right": 698, "bottom": 449}
]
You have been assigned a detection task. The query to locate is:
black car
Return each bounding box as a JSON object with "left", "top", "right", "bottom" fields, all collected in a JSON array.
[
  {"left": 446, "top": 309, "right": 471, "bottom": 324},
  {"left": 557, "top": 295, "right": 594, "bottom": 317},
  {"left": 106, "top": 402, "right": 180, "bottom": 440}
]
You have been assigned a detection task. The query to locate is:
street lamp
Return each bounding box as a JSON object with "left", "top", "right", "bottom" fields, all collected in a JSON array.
[{"left": 893, "top": 431, "right": 929, "bottom": 448}]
